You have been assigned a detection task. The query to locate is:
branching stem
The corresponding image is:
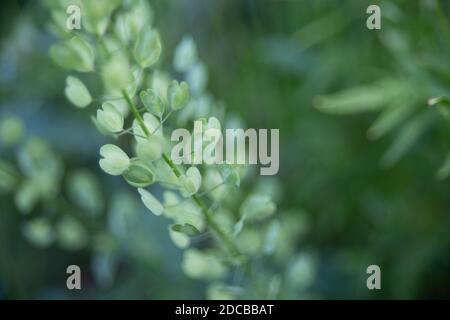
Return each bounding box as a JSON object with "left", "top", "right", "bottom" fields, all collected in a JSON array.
[{"left": 122, "top": 90, "right": 241, "bottom": 258}]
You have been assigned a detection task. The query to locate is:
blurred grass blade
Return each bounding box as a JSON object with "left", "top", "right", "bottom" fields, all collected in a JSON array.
[
  {"left": 436, "top": 152, "right": 450, "bottom": 180},
  {"left": 367, "top": 100, "right": 416, "bottom": 140},
  {"left": 381, "top": 112, "right": 433, "bottom": 167},
  {"left": 315, "top": 80, "right": 399, "bottom": 115}
]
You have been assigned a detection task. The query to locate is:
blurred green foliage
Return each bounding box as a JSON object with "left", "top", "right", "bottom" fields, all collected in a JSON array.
[{"left": 1, "top": 0, "right": 450, "bottom": 299}]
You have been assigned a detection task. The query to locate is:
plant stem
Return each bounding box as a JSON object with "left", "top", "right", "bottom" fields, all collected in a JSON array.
[
  {"left": 122, "top": 89, "right": 150, "bottom": 136},
  {"left": 122, "top": 90, "right": 241, "bottom": 258}
]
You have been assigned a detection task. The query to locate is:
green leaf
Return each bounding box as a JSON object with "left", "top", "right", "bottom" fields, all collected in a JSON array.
[
  {"left": 64, "top": 76, "right": 92, "bottom": 108},
  {"left": 99, "top": 144, "right": 130, "bottom": 176},
  {"left": 429, "top": 96, "right": 450, "bottom": 122},
  {"left": 134, "top": 29, "right": 161, "bottom": 68},
  {"left": 138, "top": 188, "right": 163, "bottom": 215},
  {"left": 122, "top": 159, "right": 155, "bottom": 188},
  {"left": 315, "top": 82, "right": 394, "bottom": 115},
  {"left": 367, "top": 102, "right": 415, "bottom": 140},
  {"left": 428, "top": 96, "right": 450, "bottom": 107},
  {"left": 50, "top": 36, "right": 95, "bottom": 72}
]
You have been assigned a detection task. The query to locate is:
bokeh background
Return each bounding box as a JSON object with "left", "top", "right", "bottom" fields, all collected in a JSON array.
[{"left": 1, "top": 0, "right": 450, "bottom": 299}]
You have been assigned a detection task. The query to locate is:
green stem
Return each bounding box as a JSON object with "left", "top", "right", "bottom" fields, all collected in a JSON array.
[
  {"left": 122, "top": 89, "right": 150, "bottom": 136},
  {"left": 122, "top": 90, "right": 241, "bottom": 258}
]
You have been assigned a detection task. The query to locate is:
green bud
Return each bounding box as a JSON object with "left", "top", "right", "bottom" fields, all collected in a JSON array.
[
  {"left": 136, "top": 137, "right": 163, "bottom": 162},
  {"left": 0, "top": 158, "right": 19, "bottom": 193},
  {"left": 64, "top": 76, "right": 92, "bottom": 108},
  {"left": 102, "top": 53, "right": 132, "bottom": 94},
  {"left": 288, "top": 254, "right": 316, "bottom": 290},
  {"left": 56, "top": 216, "right": 88, "bottom": 251},
  {"left": 0, "top": 115, "right": 24, "bottom": 146},
  {"left": 204, "top": 116, "right": 222, "bottom": 141},
  {"left": 167, "top": 80, "right": 189, "bottom": 110},
  {"left": 67, "top": 169, "right": 104, "bottom": 215},
  {"left": 122, "top": 159, "right": 155, "bottom": 188},
  {"left": 187, "top": 63, "right": 207, "bottom": 95},
  {"left": 115, "top": 0, "right": 153, "bottom": 44},
  {"left": 140, "top": 89, "right": 165, "bottom": 117},
  {"left": 182, "top": 249, "right": 227, "bottom": 279},
  {"left": 99, "top": 144, "right": 130, "bottom": 176},
  {"left": 207, "top": 283, "right": 239, "bottom": 300},
  {"left": 96, "top": 102, "right": 124, "bottom": 133},
  {"left": 219, "top": 164, "right": 240, "bottom": 187},
  {"left": 180, "top": 166, "right": 201, "bottom": 195},
  {"left": 174, "top": 36, "right": 198, "bottom": 72},
  {"left": 50, "top": 35, "right": 95, "bottom": 72},
  {"left": 150, "top": 70, "right": 170, "bottom": 103},
  {"left": 137, "top": 187, "right": 163, "bottom": 216},
  {"left": 82, "top": 0, "right": 121, "bottom": 35},
  {"left": 132, "top": 112, "right": 162, "bottom": 142},
  {"left": 134, "top": 29, "right": 161, "bottom": 68},
  {"left": 169, "top": 226, "right": 190, "bottom": 248},
  {"left": 240, "top": 194, "right": 276, "bottom": 221},
  {"left": 14, "top": 181, "right": 40, "bottom": 214},
  {"left": 22, "top": 217, "right": 54, "bottom": 248}
]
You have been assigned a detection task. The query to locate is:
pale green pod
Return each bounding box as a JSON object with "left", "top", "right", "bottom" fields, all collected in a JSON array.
[{"left": 99, "top": 144, "right": 130, "bottom": 176}]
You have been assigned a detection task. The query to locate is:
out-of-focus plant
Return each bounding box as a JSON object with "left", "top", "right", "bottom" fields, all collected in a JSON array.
[
  {"left": 44, "top": 0, "right": 311, "bottom": 299},
  {"left": 315, "top": 0, "right": 450, "bottom": 178},
  {"left": 0, "top": 115, "right": 94, "bottom": 250}
]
